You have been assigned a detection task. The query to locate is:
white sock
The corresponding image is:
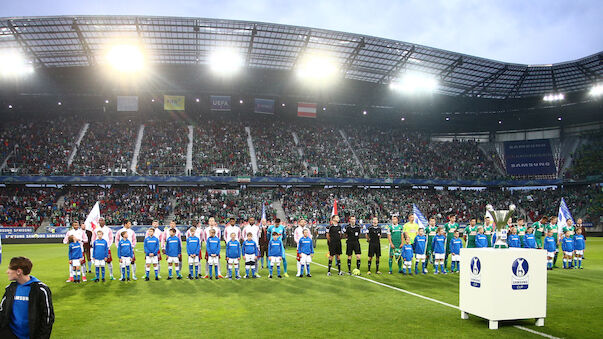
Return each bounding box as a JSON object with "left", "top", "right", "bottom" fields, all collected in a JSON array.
[
  {"left": 69, "top": 264, "right": 74, "bottom": 278},
  {"left": 108, "top": 263, "right": 114, "bottom": 276},
  {"left": 132, "top": 263, "right": 137, "bottom": 275}
]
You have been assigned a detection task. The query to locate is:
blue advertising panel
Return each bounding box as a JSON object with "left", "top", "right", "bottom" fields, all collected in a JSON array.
[
  {"left": 210, "top": 95, "right": 231, "bottom": 111},
  {"left": 254, "top": 98, "right": 275, "bottom": 114},
  {"left": 504, "top": 139, "right": 556, "bottom": 176}
]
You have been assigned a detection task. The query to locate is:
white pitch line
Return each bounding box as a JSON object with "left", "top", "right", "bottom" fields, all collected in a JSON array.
[{"left": 286, "top": 253, "right": 560, "bottom": 339}]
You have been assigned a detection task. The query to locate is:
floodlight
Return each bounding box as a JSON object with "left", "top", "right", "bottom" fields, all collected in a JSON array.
[
  {"left": 0, "top": 51, "right": 34, "bottom": 77},
  {"left": 296, "top": 54, "right": 338, "bottom": 81},
  {"left": 390, "top": 72, "right": 438, "bottom": 93},
  {"left": 239, "top": 99, "right": 244, "bottom": 104},
  {"left": 8, "top": 105, "right": 13, "bottom": 109},
  {"left": 362, "top": 110, "right": 367, "bottom": 115},
  {"left": 105, "top": 99, "right": 109, "bottom": 104},
  {"left": 106, "top": 44, "right": 145, "bottom": 73},
  {"left": 543, "top": 93, "right": 564, "bottom": 102},
  {"left": 208, "top": 49, "right": 243, "bottom": 75},
  {"left": 589, "top": 84, "right": 603, "bottom": 97},
  {"left": 195, "top": 98, "right": 200, "bottom": 102}
]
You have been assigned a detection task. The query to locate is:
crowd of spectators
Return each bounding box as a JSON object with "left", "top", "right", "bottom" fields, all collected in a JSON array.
[
  {"left": 566, "top": 137, "right": 602, "bottom": 180},
  {"left": 249, "top": 119, "right": 306, "bottom": 177},
  {"left": 70, "top": 120, "right": 138, "bottom": 175},
  {"left": 0, "top": 187, "right": 59, "bottom": 228},
  {"left": 172, "top": 187, "right": 278, "bottom": 224},
  {"left": 344, "top": 125, "right": 500, "bottom": 180},
  {"left": 1, "top": 119, "right": 82, "bottom": 175},
  {"left": 137, "top": 121, "right": 188, "bottom": 175},
  {"left": 192, "top": 118, "right": 251, "bottom": 176}
]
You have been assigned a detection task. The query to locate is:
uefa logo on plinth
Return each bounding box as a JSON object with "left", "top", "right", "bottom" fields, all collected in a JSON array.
[
  {"left": 469, "top": 256, "right": 481, "bottom": 288},
  {"left": 511, "top": 258, "right": 529, "bottom": 290}
]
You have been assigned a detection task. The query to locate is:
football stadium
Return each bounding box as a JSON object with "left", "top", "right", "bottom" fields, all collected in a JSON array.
[{"left": 0, "top": 3, "right": 602, "bottom": 339}]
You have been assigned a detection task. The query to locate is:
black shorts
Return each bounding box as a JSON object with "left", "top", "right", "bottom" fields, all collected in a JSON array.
[
  {"left": 368, "top": 242, "right": 381, "bottom": 257},
  {"left": 346, "top": 241, "right": 361, "bottom": 256},
  {"left": 328, "top": 240, "right": 342, "bottom": 256}
]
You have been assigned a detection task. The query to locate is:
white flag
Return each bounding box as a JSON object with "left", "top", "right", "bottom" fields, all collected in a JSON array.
[
  {"left": 557, "top": 198, "right": 573, "bottom": 238},
  {"left": 84, "top": 201, "right": 101, "bottom": 232}
]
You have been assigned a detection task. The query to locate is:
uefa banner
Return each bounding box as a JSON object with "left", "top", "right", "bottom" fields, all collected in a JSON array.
[
  {"left": 117, "top": 96, "right": 139, "bottom": 111},
  {"left": 504, "top": 139, "right": 556, "bottom": 176},
  {"left": 164, "top": 95, "right": 185, "bottom": 111},
  {"left": 254, "top": 98, "right": 275, "bottom": 114},
  {"left": 211, "top": 95, "right": 231, "bottom": 111}
]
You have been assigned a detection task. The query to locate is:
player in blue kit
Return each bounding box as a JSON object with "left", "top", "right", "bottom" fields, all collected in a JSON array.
[
  {"left": 297, "top": 229, "right": 314, "bottom": 277},
  {"left": 523, "top": 227, "right": 537, "bottom": 248},
  {"left": 165, "top": 228, "right": 182, "bottom": 280},
  {"left": 117, "top": 231, "right": 134, "bottom": 281},
  {"left": 543, "top": 229, "right": 557, "bottom": 270},
  {"left": 92, "top": 230, "right": 109, "bottom": 282},
  {"left": 186, "top": 227, "right": 201, "bottom": 280},
  {"left": 243, "top": 232, "right": 260, "bottom": 278},
  {"left": 226, "top": 233, "right": 242, "bottom": 280},
  {"left": 143, "top": 228, "right": 160, "bottom": 281},
  {"left": 401, "top": 238, "right": 414, "bottom": 275},
  {"left": 475, "top": 227, "right": 488, "bottom": 248},
  {"left": 413, "top": 228, "right": 427, "bottom": 274},
  {"left": 507, "top": 227, "right": 521, "bottom": 248},
  {"left": 561, "top": 231, "right": 574, "bottom": 269},
  {"left": 432, "top": 228, "right": 447, "bottom": 274},
  {"left": 206, "top": 229, "right": 221, "bottom": 280},
  {"left": 267, "top": 219, "right": 288, "bottom": 277},
  {"left": 268, "top": 232, "right": 284, "bottom": 278},
  {"left": 573, "top": 227, "right": 585, "bottom": 269},
  {"left": 68, "top": 235, "right": 84, "bottom": 283},
  {"left": 449, "top": 230, "right": 463, "bottom": 273}
]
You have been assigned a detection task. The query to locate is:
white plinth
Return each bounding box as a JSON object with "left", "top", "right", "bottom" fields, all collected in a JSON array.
[{"left": 459, "top": 248, "right": 547, "bottom": 329}]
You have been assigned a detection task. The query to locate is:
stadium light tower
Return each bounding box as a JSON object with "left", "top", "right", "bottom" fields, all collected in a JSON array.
[
  {"left": 589, "top": 83, "right": 603, "bottom": 97},
  {"left": 105, "top": 44, "right": 145, "bottom": 73},
  {"left": 208, "top": 48, "right": 243, "bottom": 75},
  {"left": 390, "top": 71, "right": 438, "bottom": 94},
  {"left": 296, "top": 54, "right": 338, "bottom": 82},
  {"left": 542, "top": 93, "right": 564, "bottom": 102},
  {"left": 0, "top": 51, "right": 34, "bottom": 77}
]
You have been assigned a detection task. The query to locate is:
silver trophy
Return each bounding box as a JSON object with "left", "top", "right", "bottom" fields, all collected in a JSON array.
[{"left": 486, "top": 204, "right": 516, "bottom": 249}]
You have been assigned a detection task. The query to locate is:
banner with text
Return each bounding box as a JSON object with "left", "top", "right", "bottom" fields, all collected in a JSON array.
[
  {"left": 211, "top": 95, "right": 231, "bottom": 111},
  {"left": 254, "top": 98, "right": 275, "bottom": 114},
  {"left": 504, "top": 139, "right": 556, "bottom": 176},
  {"left": 117, "top": 96, "right": 139, "bottom": 111},
  {"left": 164, "top": 95, "right": 185, "bottom": 111}
]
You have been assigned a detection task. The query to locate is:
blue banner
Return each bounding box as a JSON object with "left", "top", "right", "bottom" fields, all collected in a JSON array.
[
  {"left": 210, "top": 95, "right": 231, "bottom": 111},
  {"left": 504, "top": 139, "right": 556, "bottom": 176},
  {"left": 254, "top": 98, "right": 275, "bottom": 114}
]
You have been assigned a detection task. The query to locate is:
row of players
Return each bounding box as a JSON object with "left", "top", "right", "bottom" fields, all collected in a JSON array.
[{"left": 64, "top": 213, "right": 587, "bottom": 282}]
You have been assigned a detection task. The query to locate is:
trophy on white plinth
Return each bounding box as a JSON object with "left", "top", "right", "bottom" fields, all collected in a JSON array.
[{"left": 486, "top": 204, "right": 516, "bottom": 249}]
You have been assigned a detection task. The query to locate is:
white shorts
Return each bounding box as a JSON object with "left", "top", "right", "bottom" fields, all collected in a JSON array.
[
  {"left": 244, "top": 254, "right": 256, "bottom": 263},
  {"left": 167, "top": 256, "right": 179, "bottom": 264},
  {"left": 94, "top": 259, "right": 106, "bottom": 267},
  {"left": 404, "top": 260, "right": 412, "bottom": 266},
  {"left": 120, "top": 257, "right": 131, "bottom": 266},
  {"left": 270, "top": 256, "right": 282, "bottom": 265},
  {"left": 146, "top": 256, "right": 158, "bottom": 265},
  {"left": 71, "top": 259, "right": 81, "bottom": 267},
  {"left": 547, "top": 251, "right": 555, "bottom": 258},
  {"left": 227, "top": 258, "right": 239, "bottom": 265},
  {"left": 208, "top": 256, "right": 219, "bottom": 266},
  {"left": 434, "top": 253, "right": 445, "bottom": 260},
  {"left": 451, "top": 254, "right": 460, "bottom": 261},
  {"left": 575, "top": 250, "right": 584, "bottom": 256},
  {"left": 188, "top": 255, "right": 200, "bottom": 264},
  {"left": 415, "top": 254, "right": 426, "bottom": 260},
  {"left": 564, "top": 251, "right": 573, "bottom": 256},
  {"left": 300, "top": 253, "right": 312, "bottom": 265}
]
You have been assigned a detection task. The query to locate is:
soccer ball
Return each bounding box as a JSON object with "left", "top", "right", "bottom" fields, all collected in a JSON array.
[{"left": 352, "top": 268, "right": 361, "bottom": 276}]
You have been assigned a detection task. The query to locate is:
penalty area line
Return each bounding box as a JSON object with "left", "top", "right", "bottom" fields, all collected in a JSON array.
[{"left": 285, "top": 253, "right": 560, "bottom": 339}]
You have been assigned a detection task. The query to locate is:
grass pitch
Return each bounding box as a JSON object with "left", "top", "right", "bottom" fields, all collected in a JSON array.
[{"left": 3, "top": 238, "right": 602, "bottom": 338}]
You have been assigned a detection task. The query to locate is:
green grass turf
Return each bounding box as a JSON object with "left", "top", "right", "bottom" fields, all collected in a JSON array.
[{"left": 2, "top": 238, "right": 602, "bottom": 338}]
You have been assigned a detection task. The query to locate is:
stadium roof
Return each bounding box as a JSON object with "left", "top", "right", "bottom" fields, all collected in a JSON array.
[{"left": 0, "top": 15, "right": 601, "bottom": 99}]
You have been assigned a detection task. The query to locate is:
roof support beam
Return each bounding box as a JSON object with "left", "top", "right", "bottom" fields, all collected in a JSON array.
[
  {"left": 340, "top": 37, "right": 365, "bottom": 76},
  {"left": 71, "top": 19, "right": 94, "bottom": 66},
  {"left": 245, "top": 25, "right": 258, "bottom": 68},
  {"left": 292, "top": 30, "right": 312, "bottom": 70},
  {"left": 7, "top": 20, "right": 46, "bottom": 69},
  {"left": 575, "top": 63, "right": 598, "bottom": 82},
  {"left": 462, "top": 65, "right": 507, "bottom": 96},
  {"left": 505, "top": 68, "right": 529, "bottom": 99},
  {"left": 379, "top": 45, "right": 415, "bottom": 84},
  {"left": 439, "top": 56, "right": 463, "bottom": 81}
]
